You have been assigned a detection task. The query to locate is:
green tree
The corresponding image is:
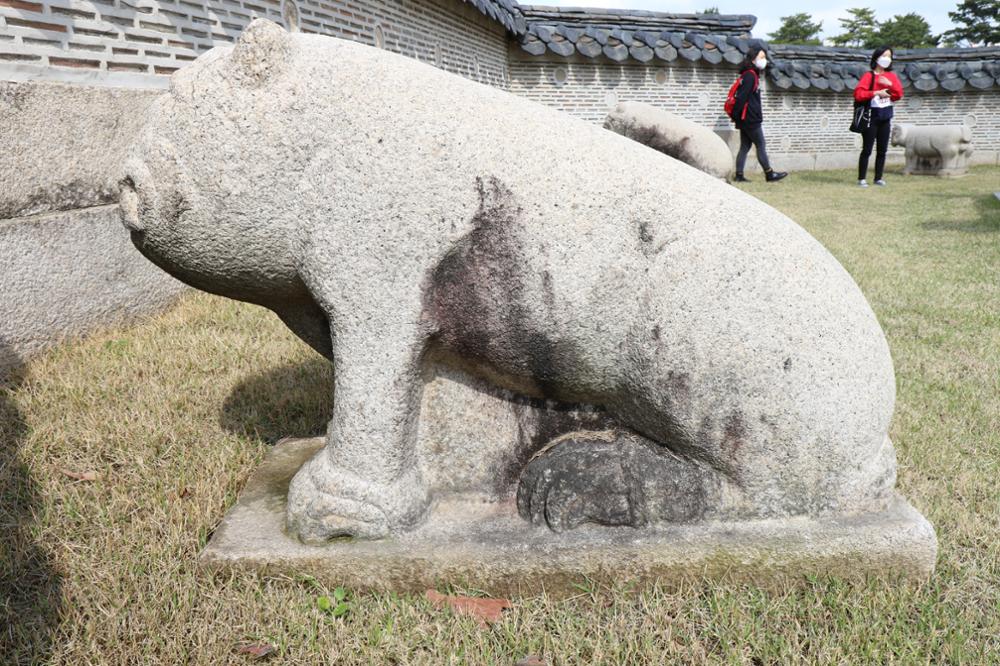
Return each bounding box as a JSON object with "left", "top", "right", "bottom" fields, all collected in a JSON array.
[
  {"left": 874, "top": 13, "right": 939, "bottom": 48},
  {"left": 942, "top": 0, "right": 1000, "bottom": 46},
  {"left": 699, "top": 6, "right": 720, "bottom": 14},
  {"left": 831, "top": 7, "right": 879, "bottom": 48},
  {"left": 768, "top": 12, "right": 823, "bottom": 45}
]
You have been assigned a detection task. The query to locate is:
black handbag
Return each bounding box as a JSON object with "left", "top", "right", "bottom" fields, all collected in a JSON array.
[{"left": 850, "top": 70, "right": 876, "bottom": 134}]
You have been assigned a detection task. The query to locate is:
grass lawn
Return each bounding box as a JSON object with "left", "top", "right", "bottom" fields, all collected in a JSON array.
[{"left": 2, "top": 167, "right": 999, "bottom": 664}]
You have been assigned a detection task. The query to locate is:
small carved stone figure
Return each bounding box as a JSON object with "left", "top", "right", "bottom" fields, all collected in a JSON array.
[
  {"left": 122, "top": 20, "right": 899, "bottom": 544},
  {"left": 603, "top": 102, "right": 734, "bottom": 181},
  {"left": 891, "top": 123, "right": 973, "bottom": 177}
]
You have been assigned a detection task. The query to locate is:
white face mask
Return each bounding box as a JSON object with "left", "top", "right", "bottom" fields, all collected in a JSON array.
[
  {"left": 754, "top": 57, "right": 767, "bottom": 69},
  {"left": 877, "top": 56, "right": 892, "bottom": 68}
]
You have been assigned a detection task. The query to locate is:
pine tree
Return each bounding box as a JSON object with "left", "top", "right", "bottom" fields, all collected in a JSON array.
[
  {"left": 942, "top": 0, "right": 1000, "bottom": 46},
  {"left": 768, "top": 13, "right": 823, "bottom": 45},
  {"left": 874, "top": 13, "right": 939, "bottom": 48},
  {"left": 831, "top": 7, "right": 879, "bottom": 48}
]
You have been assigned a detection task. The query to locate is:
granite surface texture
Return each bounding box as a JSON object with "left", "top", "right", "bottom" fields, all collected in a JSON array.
[{"left": 124, "top": 22, "right": 922, "bottom": 558}]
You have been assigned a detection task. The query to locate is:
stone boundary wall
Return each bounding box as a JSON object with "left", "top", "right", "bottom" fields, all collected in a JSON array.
[
  {"left": 0, "top": 80, "right": 184, "bottom": 373},
  {"left": 0, "top": 206, "right": 186, "bottom": 374},
  {"left": 1, "top": 80, "right": 161, "bottom": 218},
  {"left": 507, "top": 54, "right": 1000, "bottom": 171},
  {"left": 0, "top": 0, "right": 509, "bottom": 88}
]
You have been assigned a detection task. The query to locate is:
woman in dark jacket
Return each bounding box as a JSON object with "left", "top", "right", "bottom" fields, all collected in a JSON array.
[
  {"left": 853, "top": 46, "right": 904, "bottom": 187},
  {"left": 732, "top": 46, "right": 787, "bottom": 183}
]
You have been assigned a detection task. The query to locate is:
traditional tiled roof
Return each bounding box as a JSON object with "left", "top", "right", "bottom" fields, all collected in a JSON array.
[
  {"left": 465, "top": 0, "right": 527, "bottom": 35},
  {"left": 520, "top": 6, "right": 756, "bottom": 35},
  {"left": 513, "top": 5, "right": 1000, "bottom": 91},
  {"left": 768, "top": 45, "right": 1000, "bottom": 92},
  {"left": 517, "top": 5, "right": 756, "bottom": 63}
]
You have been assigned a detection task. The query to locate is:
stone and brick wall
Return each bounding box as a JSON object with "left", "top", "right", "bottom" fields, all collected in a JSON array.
[
  {"left": 293, "top": 0, "right": 509, "bottom": 88},
  {"left": 0, "top": 0, "right": 509, "bottom": 87},
  {"left": 508, "top": 58, "right": 733, "bottom": 125},
  {"left": 508, "top": 53, "right": 1000, "bottom": 171}
]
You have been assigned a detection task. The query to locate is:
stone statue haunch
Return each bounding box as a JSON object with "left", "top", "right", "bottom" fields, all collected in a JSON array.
[
  {"left": 603, "top": 101, "right": 734, "bottom": 181},
  {"left": 121, "top": 20, "right": 898, "bottom": 543}
]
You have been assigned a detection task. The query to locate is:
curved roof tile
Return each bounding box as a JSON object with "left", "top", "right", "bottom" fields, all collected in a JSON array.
[
  {"left": 463, "top": 0, "right": 526, "bottom": 35},
  {"left": 630, "top": 44, "right": 654, "bottom": 62},
  {"left": 655, "top": 44, "right": 678, "bottom": 61},
  {"left": 576, "top": 35, "right": 602, "bottom": 57}
]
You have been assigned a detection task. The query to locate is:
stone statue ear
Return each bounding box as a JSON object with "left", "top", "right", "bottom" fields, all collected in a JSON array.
[{"left": 229, "top": 18, "right": 292, "bottom": 87}]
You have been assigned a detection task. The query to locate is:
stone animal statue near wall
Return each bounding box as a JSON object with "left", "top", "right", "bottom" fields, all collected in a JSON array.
[
  {"left": 604, "top": 102, "right": 734, "bottom": 180},
  {"left": 891, "top": 123, "right": 973, "bottom": 177},
  {"left": 121, "top": 20, "right": 899, "bottom": 544}
]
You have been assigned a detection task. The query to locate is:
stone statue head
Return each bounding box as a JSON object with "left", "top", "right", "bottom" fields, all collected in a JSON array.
[
  {"left": 890, "top": 123, "right": 908, "bottom": 147},
  {"left": 118, "top": 20, "right": 301, "bottom": 302}
]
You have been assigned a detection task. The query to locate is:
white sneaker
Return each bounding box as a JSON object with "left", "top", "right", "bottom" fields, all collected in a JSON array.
[
  {"left": 858, "top": 180, "right": 869, "bottom": 188},
  {"left": 875, "top": 179, "right": 887, "bottom": 187}
]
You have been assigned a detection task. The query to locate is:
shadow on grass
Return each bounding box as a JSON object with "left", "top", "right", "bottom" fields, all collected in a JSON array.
[
  {"left": 919, "top": 193, "right": 1000, "bottom": 233},
  {"left": 0, "top": 342, "right": 63, "bottom": 663},
  {"left": 219, "top": 355, "right": 333, "bottom": 445}
]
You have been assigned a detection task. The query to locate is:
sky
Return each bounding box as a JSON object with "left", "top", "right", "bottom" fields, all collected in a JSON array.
[{"left": 537, "top": 0, "right": 960, "bottom": 44}]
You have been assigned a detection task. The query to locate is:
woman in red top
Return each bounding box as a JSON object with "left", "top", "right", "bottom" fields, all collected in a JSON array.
[{"left": 854, "top": 46, "right": 904, "bottom": 187}]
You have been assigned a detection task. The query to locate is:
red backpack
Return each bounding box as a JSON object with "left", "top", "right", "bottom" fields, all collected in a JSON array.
[{"left": 724, "top": 69, "right": 758, "bottom": 121}]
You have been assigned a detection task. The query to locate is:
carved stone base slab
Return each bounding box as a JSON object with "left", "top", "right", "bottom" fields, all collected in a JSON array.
[{"left": 200, "top": 438, "right": 938, "bottom": 596}]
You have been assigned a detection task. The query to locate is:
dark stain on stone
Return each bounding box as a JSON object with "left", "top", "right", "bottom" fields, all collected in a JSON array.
[
  {"left": 423, "top": 175, "right": 582, "bottom": 402},
  {"left": 638, "top": 220, "right": 654, "bottom": 244},
  {"left": 689, "top": 410, "right": 745, "bottom": 482},
  {"left": 423, "top": 175, "right": 521, "bottom": 370},
  {"left": 496, "top": 398, "right": 617, "bottom": 497},
  {"left": 664, "top": 370, "right": 690, "bottom": 404},
  {"left": 636, "top": 219, "right": 669, "bottom": 258},
  {"left": 651, "top": 325, "right": 661, "bottom": 341},
  {"left": 624, "top": 123, "right": 701, "bottom": 171},
  {"left": 783, "top": 357, "right": 792, "bottom": 372},
  {"left": 1, "top": 179, "right": 116, "bottom": 220},
  {"left": 541, "top": 269, "right": 554, "bottom": 311},
  {"left": 723, "top": 411, "right": 748, "bottom": 462},
  {"left": 0, "top": 81, "right": 31, "bottom": 111}
]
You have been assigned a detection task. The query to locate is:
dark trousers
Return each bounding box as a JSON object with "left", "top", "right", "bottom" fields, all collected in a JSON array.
[
  {"left": 736, "top": 124, "right": 771, "bottom": 173},
  {"left": 859, "top": 118, "right": 891, "bottom": 181}
]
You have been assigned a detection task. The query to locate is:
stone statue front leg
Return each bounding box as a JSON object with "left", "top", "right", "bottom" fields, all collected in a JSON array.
[{"left": 286, "top": 324, "right": 430, "bottom": 543}]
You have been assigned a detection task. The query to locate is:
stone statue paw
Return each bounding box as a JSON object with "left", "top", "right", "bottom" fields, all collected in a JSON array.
[
  {"left": 285, "top": 451, "right": 430, "bottom": 543},
  {"left": 516, "top": 431, "right": 715, "bottom": 533},
  {"left": 516, "top": 435, "right": 634, "bottom": 532}
]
